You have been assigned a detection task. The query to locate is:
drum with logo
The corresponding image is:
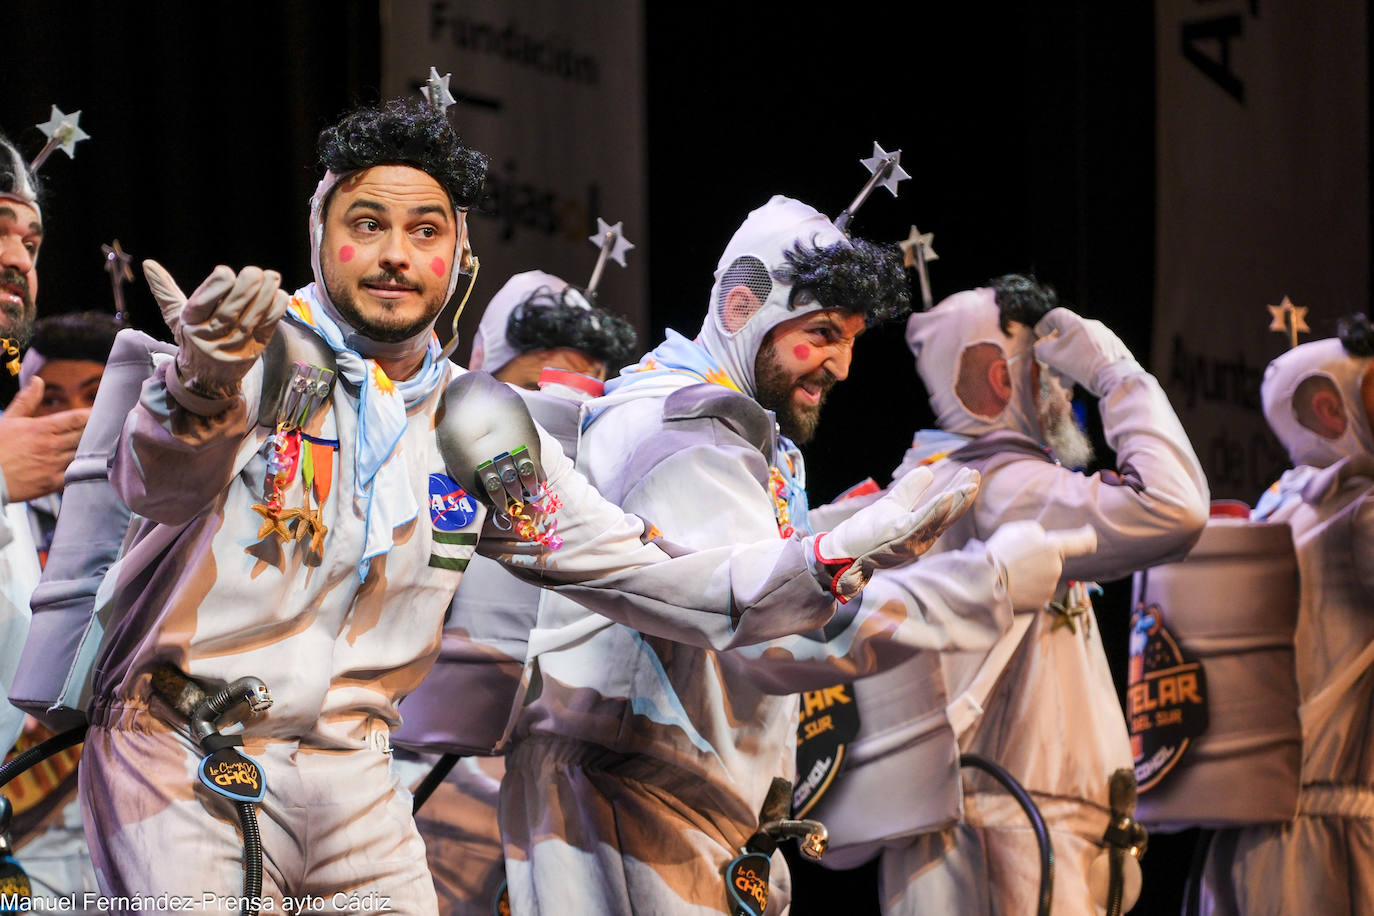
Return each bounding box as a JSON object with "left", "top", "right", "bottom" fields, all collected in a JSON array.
[{"left": 1129, "top": 510, "right": 1301, "bottom": 831}]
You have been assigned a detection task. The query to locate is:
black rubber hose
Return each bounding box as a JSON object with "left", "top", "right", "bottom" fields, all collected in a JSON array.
[
  {"left": 1105, "top": 846, "right": 1126, "bottom": 916},
  {"left": 0, "top": 725, "right": 87, "bottom": 789},
  {"left": 413, "top": 753, "right": 461, "bottom": 814},
  {"left": 960, "top": 753, "right": 1054, "bottom": 916},
  {"left": 236, "top": 800, "right": 262, "bottom": 916}
]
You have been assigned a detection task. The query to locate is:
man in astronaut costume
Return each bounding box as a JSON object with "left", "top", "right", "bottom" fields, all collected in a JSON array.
[
  {"left": 835, "top": 276, "right": 1208, "bottom": 914},
  {"left": 1199, "top": 316, "right": 1374, "bottom": 914},
  {"left": 75, "top": 101, "right": 958, "bottom": 908},
  {"left": 0, "top": 133, "right": 89, "bottom": 757},
  {"left": 495, "top": 199, "right": 1093, "bottom": 915},
  {"left": 397, "top": 269, "right": 638, "bottom": 914}
]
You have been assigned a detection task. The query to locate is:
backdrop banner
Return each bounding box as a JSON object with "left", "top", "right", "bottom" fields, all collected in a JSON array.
[
  {"left": 383, "top": 0, "right": 648, "bottom": 364},
  {"left": 1154, "top": 1, "right": 1369, "bottom": 500}
]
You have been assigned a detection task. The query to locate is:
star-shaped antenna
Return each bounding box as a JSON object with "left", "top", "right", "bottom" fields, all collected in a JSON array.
[
  {"left": 585, "top": 217, "right": 634, "bottom": 300},
  {"left": 102, "top": 240, "right": 134, "bottom": 322},
  {"left": 1266, "top": 295, "right": 1310, "bottom": 350},
  {"left": 421, "top": 67, "right": 457, "bottom": 113},
  {"left": 30, "top": 106, "right": 91, "bottom": 171},
  {"left": 833, "top": 142, "right": 910, "bottom": 234},
  {"left": 899, "top": 226, "right": 939, "bottom": 311}
]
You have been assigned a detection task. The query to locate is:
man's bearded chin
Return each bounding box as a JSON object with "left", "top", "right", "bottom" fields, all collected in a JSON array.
[
  {"left": 755, "top": 340, "right": 833, "bottom": 445},
  {"left": 0, "top": 270, "right": 35, "bottom": 345},
  {"left": 1037, "top": 372, "right": 1094, "bottom": 469},
  {"left": 325, "top": 272, "right": 445, "bottom": 344}
]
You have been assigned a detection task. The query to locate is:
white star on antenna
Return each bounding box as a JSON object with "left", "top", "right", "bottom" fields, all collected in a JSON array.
[
  {"left": 899, "top": 225, "right": 939, "bottom": 269},
  {"left": 421, "top": 67, "right": 457, "bottom": 112},
  {"left": 590, "top": 218, "right": 635, "bottom": 268},
  {"left": 860, "top": 142, "right": 910, "bottom": 197},
  {"left": 36, "top": 106, "right": 90, "bottom": 158}
]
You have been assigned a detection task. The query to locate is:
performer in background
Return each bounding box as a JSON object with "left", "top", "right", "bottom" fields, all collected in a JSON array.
[
  {"left": 1200, "top": 313, "right": 1374, "bottom": 914},
  {"left": 494, "top": 198, "right": 1090, "bottom": 915},
  {"left": 397, "top": 267, "right": 638, "bottom": 914},
  {"left": 5, "top": 310, "right": 123, "bottom": 902},
  {"left": 74, "top": 96, "right": 971, "bottom": 907},
  {"left": 830, "top": 276, "right": 1207, "bottom": 915}
]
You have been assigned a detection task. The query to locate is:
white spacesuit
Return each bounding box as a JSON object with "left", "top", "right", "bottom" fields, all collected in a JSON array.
[
  {"left": 1200, "top": 330, "right": 1374, "bottom": 914},
  {"left": 495, "top": 199, "right": 1084, "bottom": 915},
  {"left": 72, "top": 107, "right": 948, "bottom": 910},
  {"left": 830, "top": 284, "right": 1208, "bottom": 915}
]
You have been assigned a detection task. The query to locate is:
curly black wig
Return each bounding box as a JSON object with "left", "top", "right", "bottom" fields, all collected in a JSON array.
[
  {"left": 1338, "top": 312, "right": 1374, "bottom": 358},
  {"left": 0, "top": 132, "right": 41, "bottom": 211},
  {"left": 507, "top": 285, "right": 639, "bottom": 370},
  {"left": 989, "top": 273, "right": 1059, "bottom": 335},
  {"left": 316, "top": 98, "right": 488, "bottom": 210},
  {"left": 30, "top": 311, "right": 126, "bottom": 362},
  {"left": 773, "top": 237, "right": 910, "bottom": 326}
]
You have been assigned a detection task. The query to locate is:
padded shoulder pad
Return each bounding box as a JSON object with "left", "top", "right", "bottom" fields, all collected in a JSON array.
[{"left": 663, "top": 384, "right": 774, "bottom": 457}]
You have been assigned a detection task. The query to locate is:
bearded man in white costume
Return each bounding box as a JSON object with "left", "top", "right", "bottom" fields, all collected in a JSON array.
[
  {"left": 495, "top": 199, "right": 1094, "bottom": 915},
  {"left": 830, "top": 274, "right": 1208, "bottom": 915},
  {"left": 1199, "top": 313, "right": 1374, "bottom": 915},
  {"left": 75, "top": 100, "right": 961, "bottom": 910}
]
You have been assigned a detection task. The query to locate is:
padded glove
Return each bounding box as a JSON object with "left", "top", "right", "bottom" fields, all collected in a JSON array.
[
  {"left": 813, "top": 466, "right": 980, "bottom": 603},
  {"left": 1033, "top": 307, "right": 1141, "bottom": 398},
  {"left": 144, "top": 259, "right": 289, "bottom": 409}
]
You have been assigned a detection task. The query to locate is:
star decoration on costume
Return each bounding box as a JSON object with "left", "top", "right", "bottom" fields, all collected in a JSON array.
[
  {"left": 1267, "top": 296, "right": 1310, "bottom": 349},
  {"left": 899, "top": 226, "right": 938, "bottom": 269},
  {"left": 252, "top": 504, "right": 300, "bottom": 542},
  {"left": 860, "top": 142, "right": 910, "bottom": 197},
  {"left": 31, "top": 106, "right": 91, "bottom": 169},
  {"left": 421, "top": 67, "right": 457, "bottom": 112},
  {"left": 293, "top": 507, "right": 329, "bottom": 554},
  {"left": 589, "top": 218, "right": 635, "bottom": 267},
  {"left": 1047, "top": 581, "right": 1097, "bottom": 636}
]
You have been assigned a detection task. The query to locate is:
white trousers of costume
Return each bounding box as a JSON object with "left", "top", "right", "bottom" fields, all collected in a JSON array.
[
  {"left": 78, "top": 706, "right": 436, "bottom": 913},
  {"left": 500, "top": 736, "right": 791, "bottom": 915},
  {"left": 879, "top": 792, "right": 1108, "bottom": 916},
  {"left": 1200, "top": 786, "right": 1374, "bottom": 916}
]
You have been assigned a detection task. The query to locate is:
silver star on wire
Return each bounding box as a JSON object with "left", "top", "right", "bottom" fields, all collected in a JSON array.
[
  {"left": 860, "top": 142, "right": 910, "bottom": 197},
  {"left": 589, "top": 218, "right": 635, "bottom": 268},
  {"left": 421, "top": 67, "right": 457, "bottom": 112},
  {"left": 36, "top": 106, "right": 90, "bottom": 159},
  {"left": 899, "top": 225, "right": 939, "bottom": 269}
]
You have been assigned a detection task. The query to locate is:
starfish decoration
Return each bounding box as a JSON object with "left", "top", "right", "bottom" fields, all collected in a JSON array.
[
  {"left": 860, "top": 142, "right": 911, "bottom": 197},
  {"left": 898, "top": 226, "right": 938, "bottom": 269},
  {"left": 102, "top": 240, "right": 134, "bottom": 320},
  {"left": 251, "top": 504, "right": 300, "bottom": 542},
  {"left": 293, "top": 506, "right": 329, "bottom": 554},
  {"left": 589, "top": 218, "right": 635, "bottom": 267},
  {"left": 1266, "top": 296, "right": 1310, "bottom": 349},
  {"left": 31, "top": 106, "right": 91, "bottom": 170},
  {"left": 1047, "top": 581, "right": 1097, "bottom": 636},
  {"left": 421, "top": 67, "right": 457, "bottom": 113}
]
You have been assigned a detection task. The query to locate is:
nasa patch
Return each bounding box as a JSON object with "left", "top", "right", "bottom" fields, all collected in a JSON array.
[{"left": 429, "top": 473, "right": 478, "bottom": 532}]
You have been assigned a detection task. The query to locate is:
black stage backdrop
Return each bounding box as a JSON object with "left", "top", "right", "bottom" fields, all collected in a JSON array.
[{"left": 6, "top": 2, "right": 1221, "bottom": 913}]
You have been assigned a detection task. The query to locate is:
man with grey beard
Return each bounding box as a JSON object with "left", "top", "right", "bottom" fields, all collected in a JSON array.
[{"left": 820, "top": 274, "right": 1210, "bottom": 915}]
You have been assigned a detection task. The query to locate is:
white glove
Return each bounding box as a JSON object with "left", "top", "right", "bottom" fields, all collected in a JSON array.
[
  {"left": 983, "top": 520, "right": 1098, "bottom": 611},
  {"left": 144, "top": 260, "right": 290, "bottom": 405},
  {"left": 1033, "top": 307, "right": 1141, "bottom": 398},
  {"left": 813, "top": 466, "right": 981, "bottom": 603}
]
